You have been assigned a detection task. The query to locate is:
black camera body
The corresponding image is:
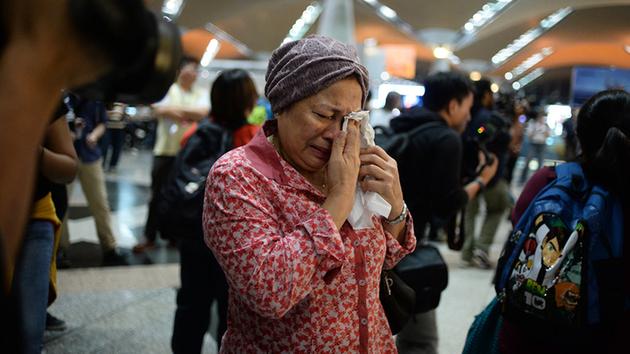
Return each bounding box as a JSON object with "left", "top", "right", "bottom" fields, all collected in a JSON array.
[
  {"left": 462, "top": 110, "right": 511, "bottom": 183},
  {"left": 68, "top": 0, "right": 182, "bottom": 104}
]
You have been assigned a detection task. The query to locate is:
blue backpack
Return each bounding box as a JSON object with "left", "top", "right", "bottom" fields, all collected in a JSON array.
[{"left": 495, "top": 162, "right": 627, "bottom": 327}]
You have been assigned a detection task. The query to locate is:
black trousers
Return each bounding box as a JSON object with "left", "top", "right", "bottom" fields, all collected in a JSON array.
[
  {"left": 144, "top": 155, "right": 175, "bottom": 242},
  {"left": 172, "top": 237, "right": 228, "bottom": 354}
]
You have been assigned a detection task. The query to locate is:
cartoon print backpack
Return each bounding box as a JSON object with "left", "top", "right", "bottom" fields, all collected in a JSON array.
[{"left": 495, "top": 162, "right": 627, "bottom": 327}]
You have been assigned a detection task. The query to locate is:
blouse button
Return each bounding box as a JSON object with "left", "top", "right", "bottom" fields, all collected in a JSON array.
[
  {"left": 358, "top": 279, "right": 366, "bottom": 286},
  {"left": 353, "top": 240, "right": 360, "bottom": 247},
  {"left": 360, "top": 318, "right": 368, "bottom": 326}
]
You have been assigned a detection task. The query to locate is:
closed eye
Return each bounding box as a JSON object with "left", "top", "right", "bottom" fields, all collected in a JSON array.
[{"left": 313, "top": 111, "right": 334, "bottom": 120}]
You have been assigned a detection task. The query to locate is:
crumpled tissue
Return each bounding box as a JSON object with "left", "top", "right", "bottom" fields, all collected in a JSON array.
[{"left": 342, "top": 111, "right": 391, "bottom": 229}]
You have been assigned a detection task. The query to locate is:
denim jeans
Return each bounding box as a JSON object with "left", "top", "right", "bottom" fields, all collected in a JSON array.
[{"left": 12, "top": 220, "right": 55, "bottom": 354}]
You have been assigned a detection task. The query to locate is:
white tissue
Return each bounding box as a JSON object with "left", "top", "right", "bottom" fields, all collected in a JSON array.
[{"left": 343, "top": 111, "right": 392, "bottom": 229}]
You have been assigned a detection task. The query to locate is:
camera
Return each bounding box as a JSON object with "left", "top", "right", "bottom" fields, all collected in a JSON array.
[
  {"left": 68, "top": 0, "right": 182, "bottom": 104},
  {"left": 462, "top": 111, "right": 511, "bottom": 182}
]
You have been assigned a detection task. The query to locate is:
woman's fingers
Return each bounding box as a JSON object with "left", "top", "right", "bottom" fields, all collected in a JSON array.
[
  {"left": 331, "top": 131, "right": 347, "bottom": 159},
  {"left": 359, "top": 164, "right": 391, "bottom": 182},
  {"left": 344, "top": 120, "right": 361, "bottom": 156},
  {"left": 361, "top": 145, "right": 391, "bottom": 162}
]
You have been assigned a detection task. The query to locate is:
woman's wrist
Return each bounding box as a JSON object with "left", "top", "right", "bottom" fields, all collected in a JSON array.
[{"left": 384, "top": 201, "right": 407, "bottom": 225}]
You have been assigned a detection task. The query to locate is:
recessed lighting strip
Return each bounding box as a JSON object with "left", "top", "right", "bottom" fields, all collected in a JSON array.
[
  {"left": 454, "top": 0, "right": 517, "bottom": 49},
  {"left": 491, "top": 7, "right": 572, "bottom": 67},
  {"left": 512, "top": 67, "right": 545, "bottom": 90},
  {"left": 505, "top": 47, "right": 553, "bottom": 79},
  {"left": 358, "top": 0, "right": 415, "bottom": 37},
  {"left": 282, "top": 2, "right": 324, "bottom": 45},
  {"left": 204, "top": 22, "right": 254, "bottom": 57}
]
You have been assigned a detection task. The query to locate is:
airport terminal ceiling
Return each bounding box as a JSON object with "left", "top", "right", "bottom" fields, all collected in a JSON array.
[{"left": 147, "top": 0, "right": 630, "bottom": 77}]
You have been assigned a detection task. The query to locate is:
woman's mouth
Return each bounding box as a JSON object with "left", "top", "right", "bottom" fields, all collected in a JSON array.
[{"left": 310, "top": 145, "right": 331, "bottom": 161}]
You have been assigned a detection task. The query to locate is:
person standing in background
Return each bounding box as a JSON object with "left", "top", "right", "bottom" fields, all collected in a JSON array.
[
  {"left": 133, "top": 58, "right": 210, "bottom": 253},
  {"left": 460, "top": 79, "right": 512, "bottom": 269},
  {"left": 520, "top": 112, "right": 551, "bottom": 184},
  {"left": 100, "top": 102, "right": 128, "bottom": 173},
  {"left": 60, "top": 94, "right": 128, "bottom": 266},
  {"left": 370, "top": 91, "right": 401, "bottom": 128},
  {"left": 171, "top": 68, "right": 259, "bottom": 354}
]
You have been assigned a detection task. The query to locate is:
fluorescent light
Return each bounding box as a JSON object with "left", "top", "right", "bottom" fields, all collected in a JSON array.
[
  {"left": 282, "top": 2, "right": 323, "bottom": 44},
  {"left": 491, "top": 7, "right": 572, "bottom": 66},
  {"left": 512, "top": 82, "right": 521, "bottom": 90},
  {"left": 457, "top": 1, "right": 514, "bottom": 40},
  {"left": 506, "top": 47, "right": 553, "bottom": 79},
  {"left": 200, "top": 39, "right": 220, "bottom": 67},
  {"left": 504, "top": 72, "right": 513, "bottom": 80},
  {"left": 491, "top": 83, "right": 499, "bottom": 93},
  {"left": 379, "top": 5, "right": 397, "bottom": 19},
  {"left": 469, "top": 71, "right": 482, "bottom": 81},
  {"left": 433, "top": 45, "right": 452, "bottom": 59},
  {"left": 515, "top": 68, "right": 545, "bottom": 89},
  {"left": 363, "top": 0, "right": 378, "bottom": 5},
  {"left": 380, "top": 72, "right": 391, "bottom": 81},
  {"left": 162, "top": 0, "right": 185, "bottom": 17}
]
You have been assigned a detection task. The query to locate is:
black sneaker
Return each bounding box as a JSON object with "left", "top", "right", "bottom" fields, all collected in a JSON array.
[
  {"left": 46, "top": 312, "right": 67, "bottom": 331},
  {"left": 102, "top": 248, "right": 130, "bottom": 266}
]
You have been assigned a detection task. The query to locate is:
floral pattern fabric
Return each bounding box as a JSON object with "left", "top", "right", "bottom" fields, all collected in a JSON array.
[{"left": 203, "top": 126, "right": 416, "bottom": 353}]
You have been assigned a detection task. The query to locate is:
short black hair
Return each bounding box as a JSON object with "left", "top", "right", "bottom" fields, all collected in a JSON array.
[
  {"left": 422, "top": 72, "right": 474, "bottom": 112},
  {"left": 210, "top": 69, "right": 258, "bottom": 130}
]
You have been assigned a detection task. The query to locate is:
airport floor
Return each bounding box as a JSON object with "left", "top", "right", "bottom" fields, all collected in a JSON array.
[{"left": 44, "top": 147, "right": 523, "bottom": 354}]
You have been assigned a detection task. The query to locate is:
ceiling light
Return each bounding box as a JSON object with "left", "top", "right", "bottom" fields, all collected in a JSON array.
[
  {"left": 491, "top": 7, "right": 572, "bottom": 67},
  {"left": 507, "top": 47, "right": 553, "bottom": 79},
  {"left": 433, "top": 45, "right": 452, "bottom": 59},
  {"left": 491, "top": 83, "right": 499, "bottom": 93},
  {"left": 515, "top": 68, "right": 545, "bottom": 89},
  {"left": 455, "top": 0, "right": 515, "bottom": 48},
  {"left": 380, "top": 72, "right": 391, "bottom": 81},
  {"left": 504, "top": 72, "right": 513, "bottom": 80},
  {"left": 469, "top": 71, "right": 482, "bottom": 81},
  {"left": 282, "top": 2, "right": 323, "bottom": 44},
  {"left": 512, "top": 82, "right": 521, "bottom": 90},
  {"left": 200, "top": 39, "right": 220, "bottom": 67},
  {"left": 379, "top": 5, "right": 397, "bottom": 19},
  {"left": 162, "top": 0, "right": 186, "bottom": 18},
  {"left": 363, "top": 0, "right": 378, "bottom": 5}
]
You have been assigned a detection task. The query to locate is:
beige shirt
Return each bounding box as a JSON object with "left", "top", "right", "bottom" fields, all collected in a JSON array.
[{"left": 153, "top": 84, "right": 209, "bottom": 156}]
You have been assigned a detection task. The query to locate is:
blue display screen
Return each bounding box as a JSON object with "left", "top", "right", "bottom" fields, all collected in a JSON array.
[{"left": 572, "top": 66, "right": 630, "bottom": 106}]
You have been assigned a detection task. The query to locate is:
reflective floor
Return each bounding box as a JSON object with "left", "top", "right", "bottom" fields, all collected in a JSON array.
[{"left": 45, "top": 147, "right": 526, "bottom": 354}]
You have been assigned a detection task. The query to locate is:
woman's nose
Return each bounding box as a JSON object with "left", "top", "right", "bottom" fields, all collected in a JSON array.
[{"left": 322, "top": 119, "right": 343, "bottom": 139}]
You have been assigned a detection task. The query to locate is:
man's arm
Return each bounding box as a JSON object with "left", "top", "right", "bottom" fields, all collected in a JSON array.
[{"left": 153, "top": 106, "right": 208, "bottom": 122}]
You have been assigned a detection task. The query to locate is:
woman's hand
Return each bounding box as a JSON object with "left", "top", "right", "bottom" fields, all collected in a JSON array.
[
  {"left": 322, "top": 119, "right": 361, "bottom": 229},
  {"left": 358, "top": 146, "right": 404, "bottom": 219}
]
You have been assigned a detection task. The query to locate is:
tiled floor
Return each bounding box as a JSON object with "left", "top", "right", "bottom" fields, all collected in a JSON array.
[{"left": 46, "top": 147, "right": 527, "bottom": 354}]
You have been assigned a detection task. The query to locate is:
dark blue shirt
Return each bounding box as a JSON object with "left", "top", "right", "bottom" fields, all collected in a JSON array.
[{"left": 68, "top": 97, "right": 108, "bottom": 164}]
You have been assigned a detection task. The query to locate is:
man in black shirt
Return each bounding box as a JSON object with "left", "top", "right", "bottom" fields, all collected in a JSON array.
[{"left": 391, "top": 72, "right": 497, "bottom": 354}]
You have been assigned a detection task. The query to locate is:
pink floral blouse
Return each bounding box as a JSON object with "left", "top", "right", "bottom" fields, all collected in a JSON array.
[{"left": 203, "top": 122, "right": 416, "bottom": 353}]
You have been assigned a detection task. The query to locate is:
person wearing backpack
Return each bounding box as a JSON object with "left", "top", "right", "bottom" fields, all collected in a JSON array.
[
  {"left": 170, "top": 69, "right": 259, "bottom": 354},
  {"left": 391, "top": 72, "right": 498, "bottom": 354},
  {"left": 496, "top": 89, "right": 630, "bottom": 354}
]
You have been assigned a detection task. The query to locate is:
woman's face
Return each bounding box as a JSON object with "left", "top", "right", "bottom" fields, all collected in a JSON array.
[{"left": 276, "top": 77, "right": 363, "bottom": 177}]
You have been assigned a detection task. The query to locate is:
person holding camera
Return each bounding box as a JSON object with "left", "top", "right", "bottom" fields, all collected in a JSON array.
[
  {"left": 390, "top": 72, "right": 497, "bottom": 354},
  {"left": 460, "top": 79, "right": 512, "bottom": 269}
]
